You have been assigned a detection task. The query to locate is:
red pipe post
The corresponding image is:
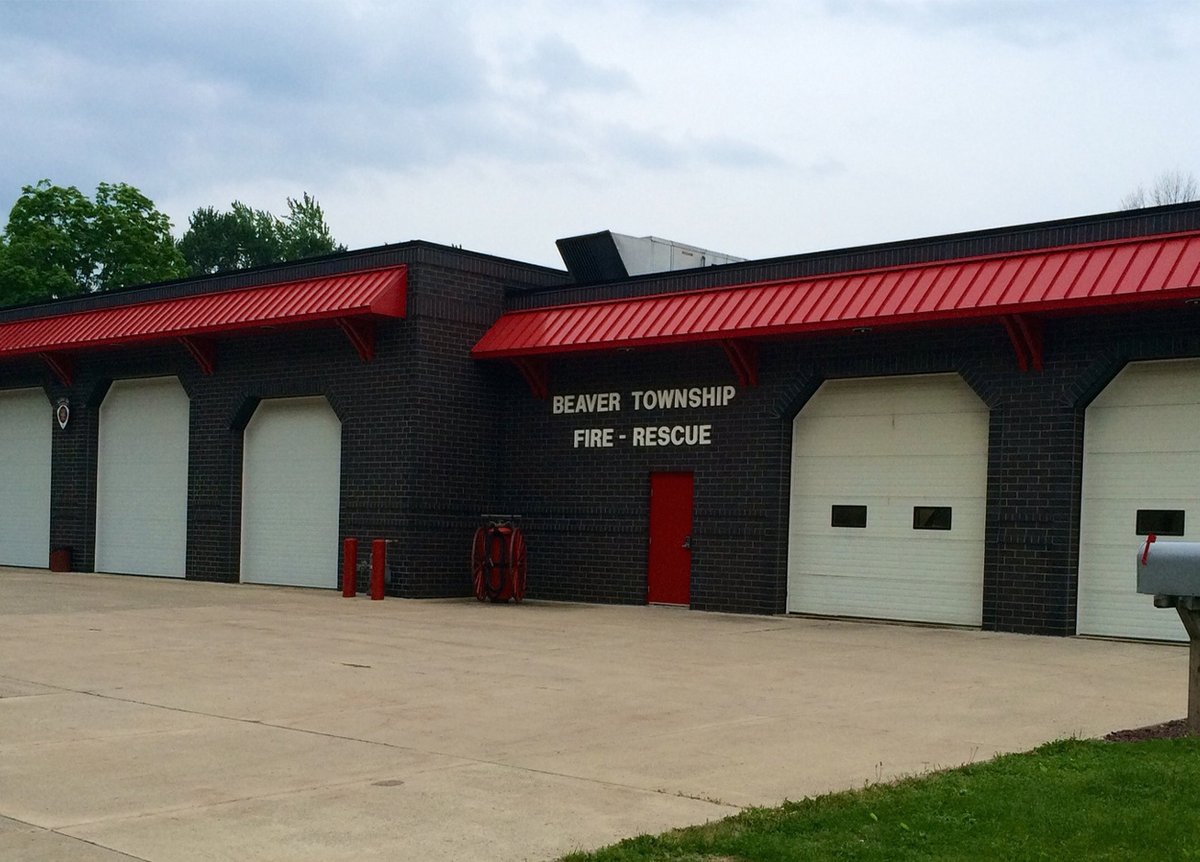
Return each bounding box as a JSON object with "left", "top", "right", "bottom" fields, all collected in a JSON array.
[
  {"left": 370, "top": 539, "right": 386, "bottom": 600},
  {"left": 342, "top": 537, "right": 358, "bottom": 598}
]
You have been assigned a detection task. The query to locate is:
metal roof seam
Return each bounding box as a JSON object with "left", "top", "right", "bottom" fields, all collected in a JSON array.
[
  {"left": 1180, "top": 251, "right": 1200, "bottom": 289},
  {"left": 1080, "top": 246, "right": 1119, "bottom": 299},
  {"left": 691, "top": 291, "right": 729, "bottom": 333},
  {"left": 739, "top": 282, "right": 788, "bottom": 328},
  {"left": 1127, "top": 241, "right": 1168, "bottom": 294},
  {"left": 978, "top": 257, "right": 1022, "bottom": 308},
  {"left": 783, "top": 279, "right": 831, "bottom": 324},
  {"left": 598, "top": 302, "right": 638, "bottom": 343},
  {"left": 1146, "top": 240, "right": 1188, "bottom": 290},
  {"left": 680, "top": 291, "right": 723, "bottom": 334},
  {"left": 904, "top": 267, "right": 948, "bottom": 315},
  {"left": 806, "top": 277, "right": 846, "bottom": 322},
  {"left": 763, "top": 282, "right": 811, "bottom": 328},
  {"left": 1021, "top": 253, "right": 1066, "bottom": 304},
  {"left": 1004, "top": 254, "right": 1050, "bottom": 306},
  {"left": 640, "top": 294, "right": 685, "bottom": 336},
  {"left": 763, "top": 281, "right": 803, "bottom": 327},
  {"left": 834, "top": 274, "right": 876, "bottom": 320},
  {"left": 881, "top": 269, "right": 925, "bottom": 317},
  {"left": 860, "top": 272, "right": 901, "bottom": 318},
  {"left": 1098, "top": 244, "right": 1139, "bottom": 298}
]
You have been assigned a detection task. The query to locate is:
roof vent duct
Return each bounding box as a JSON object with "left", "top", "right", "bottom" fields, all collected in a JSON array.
[{"left": 556, "top": 231, "right": 745, "bottom": 283}]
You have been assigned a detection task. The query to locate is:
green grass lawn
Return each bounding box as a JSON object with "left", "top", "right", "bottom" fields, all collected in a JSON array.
[{"left": 561, "top": 738, "right": 1200, "bottom": 861}]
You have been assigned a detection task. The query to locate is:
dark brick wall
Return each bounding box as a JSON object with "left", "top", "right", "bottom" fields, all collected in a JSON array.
[
  {"left": 496, "top": 347, "right": 786, "bottom": 612},
  {"left": 490, "top": 303, "right": 1200, "bottom": 634},
  {"left": 0, "top": 246, "right": 549, "bottom": 597},
  {"left": 390, "top": 263, "right": 508, "bottom": 597}
]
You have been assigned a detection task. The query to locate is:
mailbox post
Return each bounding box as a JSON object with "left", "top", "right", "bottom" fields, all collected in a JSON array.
[{"left": 1136, "top": 534, "right": 1200, "bottom": 736}]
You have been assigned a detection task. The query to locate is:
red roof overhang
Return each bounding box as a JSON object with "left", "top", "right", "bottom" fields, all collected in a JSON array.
[
  {"left": 471, "top": 233, "right": 1200, "bottom": 360},
  {"left": 0, "top": 265, "right": 406, "bottom": 361}
]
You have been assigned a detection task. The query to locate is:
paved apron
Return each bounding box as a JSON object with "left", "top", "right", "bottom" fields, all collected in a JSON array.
[{"left": 0, "top": 569, "right": 1186, "bottom": 861}]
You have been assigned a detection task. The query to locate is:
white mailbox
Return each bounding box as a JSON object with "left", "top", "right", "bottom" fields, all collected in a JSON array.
[
  {"left": 1136, "top": 535, "right": 1200, "bottom": 738},
  {"left": 1137, "top": 538, "right": 1200, "bottom": 598}
]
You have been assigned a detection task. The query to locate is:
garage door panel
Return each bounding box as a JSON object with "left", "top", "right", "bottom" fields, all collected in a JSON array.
[
  {"left": 788, "top": 374, "right": 988, "bottom": 626},
  {"left": 0, "top": 389, "right": 51, "bottom": 568},
  {"left": 1087, "top": 405, "right": 1200, "bottom": 453},
  {"left": 892, "top": 459, "right": 987, "bottom": 493},
  {"left": 792, "top": 533, "right": 979, "bottom": 573},
  {"left": 795, "top": 572, "right": 982, "bottom": 625},
  {"left": 1083, "top": 453, "right": 1200, "bottom": 494},
  {"left": 241, "top": 398, "right": 341, "bottom": 589},
  {"left": 804, "top": 378, "right": 983, "bottom": 417},
  {"left": 1091, "top": 361, "right": 1200, "bottom": 408},
  {"left": 1079, "top": 359, "right": 1200, "bottom": 641},
  {"left": 792, "top": 458, "right": 986, "bottom": 497},
  {"left": 795, "top": 413, "right": 985, "bottom": 457},
  {"left": 95, "top": 378, "right": 189, "bottom": 578},
  {"left": 1079, "top": 577, "right": 1185, "bottom": 641},
  {"left": 1084, "top": 451, "right": 1200, "bottom": 492}
]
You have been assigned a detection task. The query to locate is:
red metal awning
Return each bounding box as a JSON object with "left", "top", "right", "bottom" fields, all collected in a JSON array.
[
  {"left": 0, "top": 265, "right": 407, "bottom": 360},
  {"left": 472, "top": 233, "right": 1200, "bottom": 360}
]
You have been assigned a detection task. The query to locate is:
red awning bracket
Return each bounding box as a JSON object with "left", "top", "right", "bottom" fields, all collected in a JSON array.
[
  {"left": 39, "top": 352, "right": 73, "bottom": 387},
  {"left": 179, "top": 336, "right": 216, "bottom": 375},
  {"left": 1002, "top": 314, "right": 1043, "bottom": 372},
  {"left": 513, "top": 357, "right": 549, "bottom": 399},
  {"left": 337, "top": 318, "right": 376, "bottom": 362},
  {"left": 721, "top": 339, "right": 759, "bottom": 387}
]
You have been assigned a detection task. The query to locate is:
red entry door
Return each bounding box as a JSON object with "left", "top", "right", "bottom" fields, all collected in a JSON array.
[{"left": 647, "top": 472, "right": 694, "bottom": 605}]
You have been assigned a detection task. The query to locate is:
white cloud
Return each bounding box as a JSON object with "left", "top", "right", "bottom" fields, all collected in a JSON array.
[{"left": 2, "top": 0, "right": 1198, "bottom": 270}]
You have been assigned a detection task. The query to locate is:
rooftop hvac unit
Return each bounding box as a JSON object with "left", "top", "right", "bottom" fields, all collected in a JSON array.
[{"left": 556, "top": 231, "right": 745, "bottom": 283}]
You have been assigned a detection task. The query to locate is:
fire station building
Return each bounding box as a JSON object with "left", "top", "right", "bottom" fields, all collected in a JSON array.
[{"left": 4, "top": 202, "right": 1200, "bottom": 641}]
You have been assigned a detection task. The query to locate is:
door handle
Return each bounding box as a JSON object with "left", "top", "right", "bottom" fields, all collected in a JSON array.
[{"left": 681, "top": 535, "right": 692, "bottom": 550}]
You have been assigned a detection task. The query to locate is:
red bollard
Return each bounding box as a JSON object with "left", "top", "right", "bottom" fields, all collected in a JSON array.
[
  {"left": 342, "top": 538, "right": 358, "bottom": 598},
  {"left": 370, "top": 539, "right": 386, "bottom": 600}
]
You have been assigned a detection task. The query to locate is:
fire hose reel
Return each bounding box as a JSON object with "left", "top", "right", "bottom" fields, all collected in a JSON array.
[{"left": 471, "top": 514, "right": 527, "bottom": 603}]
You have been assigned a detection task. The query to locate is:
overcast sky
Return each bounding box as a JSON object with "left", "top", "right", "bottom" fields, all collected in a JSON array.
[{"left": 1, "top": 0, "right": 1197, "bottom": 269}]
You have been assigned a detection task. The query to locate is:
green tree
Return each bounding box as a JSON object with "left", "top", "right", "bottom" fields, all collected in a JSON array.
[
  {"left": 177, "top": 193, "right": 344, "bottom": 276},
  {"left": 281, "top": 193, "right": 340, "bottom": 260},
  {"left": 0, "top": 179, "right": 186, "bottom": 306},
  {"left": 176, "top": 203, "right": 280, "bottom": 274},
  {"left": 91, "top": 182, "right": 187, "bottom": 291}
]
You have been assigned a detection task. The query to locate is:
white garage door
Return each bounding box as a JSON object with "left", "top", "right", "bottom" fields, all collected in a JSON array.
[
  {"left": 241, "top": 397, "right": 341, "bottom": 588},
  {"left": 0, "top": 389, "right": 51, "bottom": 568},
  {"left": 1078, "top": 359, "right": 1200, "bottom": 641},
  {"left": 96, "top": 378, "right": 190, "bottom": 577},
  {"left": 787, "top": 374, "right": 989, "bottom": 625}
]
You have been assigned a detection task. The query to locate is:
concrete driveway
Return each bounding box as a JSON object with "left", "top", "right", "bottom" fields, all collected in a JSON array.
[{"left": 0, "top": 569, "right": 1187, "bottom": 861}]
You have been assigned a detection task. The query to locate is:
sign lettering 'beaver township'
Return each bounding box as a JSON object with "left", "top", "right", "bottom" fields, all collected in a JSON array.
[{"left": 553, "top": 385, "right": 737, "bottom": 449}]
